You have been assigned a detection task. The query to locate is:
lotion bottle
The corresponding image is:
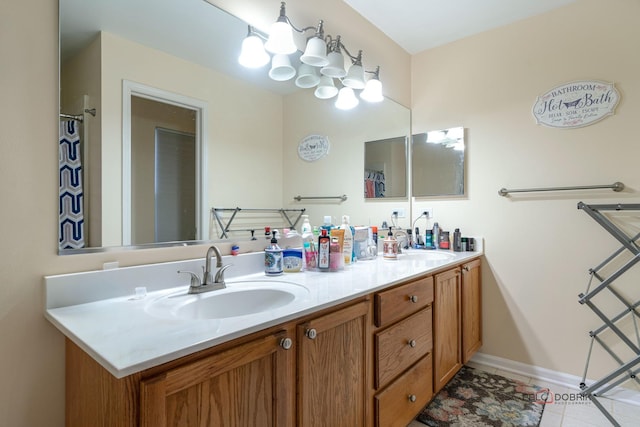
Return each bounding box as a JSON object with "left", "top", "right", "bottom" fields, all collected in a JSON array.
[{"left": 340, "top": 215, "right": 353, "bottom": 265}]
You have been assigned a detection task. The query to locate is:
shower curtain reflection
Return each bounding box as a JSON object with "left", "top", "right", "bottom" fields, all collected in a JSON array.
[{"left": 59, "top": 120, "right": 85, "bottom": 249}]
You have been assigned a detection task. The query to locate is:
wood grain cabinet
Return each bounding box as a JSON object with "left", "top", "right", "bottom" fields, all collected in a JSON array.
[
  {"left": 461, "top": 258, "right": 482, "bottom": 364},
  {"left": 297, "top": 300, "right": 370, "bottom": 427},
  {"left": 372, "top": 276, "right": 434, "bottom": 427},
  {"left": 139, "top": 330, "right": 295, "bottom": 427},
  {"left": 433, "top": 260, "right": 482, "bottom": 393}
]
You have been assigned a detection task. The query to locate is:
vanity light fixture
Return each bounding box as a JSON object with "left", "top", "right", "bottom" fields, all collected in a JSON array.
[
  {"left": 238, "top": 26, "right": 270, "bottom": 68},
  {"left": 238, "top": 2, "right": 383, "bottom": 110},
  {"left": 360, "top": 66, "right": 384, "bottom": 103}
]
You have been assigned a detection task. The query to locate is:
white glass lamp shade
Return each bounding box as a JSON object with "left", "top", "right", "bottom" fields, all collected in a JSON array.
[
  {"left": 295, "top": 63, "right": 320, "bottom": 88},
  {"left": 314, "top": 76, "right": 338, "bottom": 99},
  {"left": 360, "top": 78, "right": 384, "bottom": 102},
  {"left": 300, "top": 37, "right": 328, "bottom": 67},
  {"left": 269, "top": 54, "right": 296, "bottom": 81},
  {"left": 238, "top": 35, "right": 270, "bottom": 68},
  {"left": 321, "top": 51, "right": 347, "bottom": 78},
  {"left": 342, "top": 64, "right": 365, "bottom": 89},
  {"left": 335, "top": 87, "right": 359, "bottom": 110},
  {"left": 264, "top": 21, "right": 297, "bottom": 55}
]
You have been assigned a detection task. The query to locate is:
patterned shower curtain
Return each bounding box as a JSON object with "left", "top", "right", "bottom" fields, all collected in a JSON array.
[{"left": 59, "top": 120, "right": 85, "bottom": 249}]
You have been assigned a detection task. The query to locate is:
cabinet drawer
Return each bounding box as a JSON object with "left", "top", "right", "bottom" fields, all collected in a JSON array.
[
  {"left": 375, "top": 353, "right": 433, "bottom": 427},
  {"left": 375, "top": 307, "right": 432, "bottom": 388},
  {"left": 375, "top": 276, "right": 434, "bottom": 327}
]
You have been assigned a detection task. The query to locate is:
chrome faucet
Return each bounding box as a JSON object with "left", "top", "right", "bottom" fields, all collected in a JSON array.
[{"left": 178, "top": 245, "right": 231, "bottom": 294}]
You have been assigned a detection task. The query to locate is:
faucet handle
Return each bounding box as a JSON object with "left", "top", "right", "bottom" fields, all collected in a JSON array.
[
  {"left": 214, "top": 264, "right": 232, "bottom": 284},
  {"left": 178, "top": 270, "right": 202, "bottom": 287}
]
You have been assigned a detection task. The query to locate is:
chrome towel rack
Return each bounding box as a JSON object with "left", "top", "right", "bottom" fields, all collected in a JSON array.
[
  {"left": 293, "top": 194, "right": 348, "bottom": 202},
  {"left": 498, "top": 182, "right": 624, "bottom": 197}
]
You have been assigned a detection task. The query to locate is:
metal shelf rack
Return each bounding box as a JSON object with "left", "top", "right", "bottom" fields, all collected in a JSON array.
[
  {"left": 211, "top": 207, "right": 306, "bottom": 239},
  {"left": 577, "top": 202, "right": 640, "bottom": 426}
]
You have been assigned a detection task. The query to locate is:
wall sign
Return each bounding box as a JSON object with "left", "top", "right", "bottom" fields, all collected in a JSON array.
[
  {"left": 532, "top": 80, "right": 620, "bottom": 129},
  {"left": 297, "top": 134, "right": 330, "bottom": 162}
]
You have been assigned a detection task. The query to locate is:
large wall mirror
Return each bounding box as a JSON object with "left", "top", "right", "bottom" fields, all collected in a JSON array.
[
  {"left": 59, "top": 0, "right": 411, "bottom": 253},
  {"left": 412, "top": 127, "right": 465, "bottom": 197}
]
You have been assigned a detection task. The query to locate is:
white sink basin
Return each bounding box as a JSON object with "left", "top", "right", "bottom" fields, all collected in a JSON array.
[
  {"left": 399, "top": 250, "right": 457, "bottom": 261},
  {"left": 145, "top": 280, "right": 309, "bottom": 320}
]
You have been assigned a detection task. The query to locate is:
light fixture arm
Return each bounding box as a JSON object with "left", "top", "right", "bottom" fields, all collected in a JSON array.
[
  {"left": 278, "top": 2, "right": 321, "bottom": 35},
  {"left": 246, "top": 25, "right": 267, "bottom": 41},
  {"left": 365, "top": 65, "right": 381, "bottom": 79}
]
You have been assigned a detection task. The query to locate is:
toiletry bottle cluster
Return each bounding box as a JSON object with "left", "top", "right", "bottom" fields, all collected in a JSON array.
[
  {"left": 413, "top": 222, "right": 475, "bottom": 252},
  {"left": 263, "top": 214, "right": 475, "bottom": 275},
  {"left": 265, "top": 214, "right": 378, "bottom": 275}
]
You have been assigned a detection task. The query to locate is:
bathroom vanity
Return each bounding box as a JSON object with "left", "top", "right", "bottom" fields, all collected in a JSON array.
[{"left": 45, "top": 247, "right": 482, "bottom": 427}]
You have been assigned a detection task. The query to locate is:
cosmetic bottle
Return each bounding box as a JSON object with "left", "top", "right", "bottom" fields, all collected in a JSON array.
[
  {"left": 453, "top": 228, "right": 462, "bottom": 252},
  {"left": 340, "top": 215, "right": 353, "bottom": 265},
  {"left": 425, "top": 229, "right": 434, "bottom": 249},
  {"left": 317, "top": 229, "right": 330, "bottom": 271},
  {"left": 432, "top": 222, "right": 440, "bottom": 249}
]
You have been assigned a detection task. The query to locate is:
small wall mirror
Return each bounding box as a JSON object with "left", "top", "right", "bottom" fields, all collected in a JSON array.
[
  {"left": 364, "top": 137, "right": 408, "bottom": 198},
  {"left": 412, "top": 127, "right": 465, "bottom": 197}
]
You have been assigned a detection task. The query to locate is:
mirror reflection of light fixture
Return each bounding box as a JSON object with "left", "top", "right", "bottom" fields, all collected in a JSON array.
[
  {"left": 238, "top": 2, "right": 383, "bottom": 109},
  {"left": 315, "top": 76, "right": 339, "bottom": 99},
  {"left": 269, "top": 54, "right": 296, "bottom": 81},
  {"left": 295, "top": 63, "right": 320, "bottom": 88},
  {"left": 335, "top": 86, "right": 359, "bottom": 110}
]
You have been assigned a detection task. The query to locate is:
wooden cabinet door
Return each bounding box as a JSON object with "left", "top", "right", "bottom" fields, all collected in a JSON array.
[
  {"left": 433, "top": 268, "right": 462, "bottom": 393},
  {"left": 139, "top": 330, "right": 295, "bottom": 427},
  {"left": 297, "top": 301, "right": 370, "bottom": 427},
  {"left": 462, "top": 258, "right": 482, "bottom": 363}
]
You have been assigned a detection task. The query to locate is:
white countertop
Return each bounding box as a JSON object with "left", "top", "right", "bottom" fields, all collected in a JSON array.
[{"left": 44, "top": 246, "right": 482, "bottom": 379}]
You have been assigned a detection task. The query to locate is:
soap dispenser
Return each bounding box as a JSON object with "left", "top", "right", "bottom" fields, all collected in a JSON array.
[
  {"left": 265, "top": 234, "right": 283, "bottom": 276},
  {"left": 383, "top": 229, "right": 398, "bottom": 260}
]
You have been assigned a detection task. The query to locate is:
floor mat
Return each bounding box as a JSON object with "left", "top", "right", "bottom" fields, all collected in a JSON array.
[{"left": 416, "top": 366, "right": 546, "bottom": 426}]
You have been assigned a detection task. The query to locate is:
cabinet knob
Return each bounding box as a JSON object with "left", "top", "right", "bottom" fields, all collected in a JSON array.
[
  {"left": 280, "top": 338, "right": 293, "bottom": 350},
  {"left": 408, "top": 394, "right": 417, "bottom": 403},
  {"left": 305, "top": 328, "right": 317, "bottom": 340},
  {"left": 463, "top": 266, "right": 470, "bottom": 272},
  {"left": 408, "top": 339, "right": 417, "bottom": 348},
  {"left": 409, "top": 295, "right": 418, "bottom": 303}
]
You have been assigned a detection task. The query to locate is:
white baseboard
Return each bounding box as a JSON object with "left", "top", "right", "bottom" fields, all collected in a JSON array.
[{"left": 470, "top": 352, "right": 640, "bottom": 407}]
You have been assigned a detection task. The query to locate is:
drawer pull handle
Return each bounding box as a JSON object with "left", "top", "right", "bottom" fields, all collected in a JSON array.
[
  {"left": 305, "top": 328, "right": 317, "bottom": 340},
  {"left": 408, "top": 339, "right": 417, "bottom": 348},
  {"left": 280, "top": 338, "right": 293, "bottom": 350},
  {"left": 409, "top": 295, "right": 418, "bottom": 303},
  {"left": 408, "top": 394, "right": 417, "bottom": 403}
]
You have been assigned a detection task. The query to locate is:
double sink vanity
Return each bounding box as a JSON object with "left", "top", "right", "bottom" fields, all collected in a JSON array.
[{"left": 45, "top": 245, "right": 483, "bottom": 426}]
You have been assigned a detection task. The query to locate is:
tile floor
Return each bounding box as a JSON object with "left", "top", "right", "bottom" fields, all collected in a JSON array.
[{"left": 407, "top": 361, "right": 640, "bottom": 427}]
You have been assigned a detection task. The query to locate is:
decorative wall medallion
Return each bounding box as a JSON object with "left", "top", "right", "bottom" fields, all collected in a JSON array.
[
  {"left": 532, "top": 80, "right": 620, "bottom": 129},
  {"left": 298, "top": 134, "right": 330, "bottom": 162}
]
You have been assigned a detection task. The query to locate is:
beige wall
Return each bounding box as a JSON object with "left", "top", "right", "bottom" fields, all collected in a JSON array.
[
  {"left": 3, "top": 0, "right": 639, "bottom": 425},
  {"left": 412, "top": 0, "right": 640, "bottom": 380}
]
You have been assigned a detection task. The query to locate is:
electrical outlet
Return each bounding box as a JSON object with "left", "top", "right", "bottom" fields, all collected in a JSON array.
[
  {"left": 392, "top": 208, "right": 406, "bottom": 218},
  {"left": 422, "top": 207, "right": 434, "bottom": 219}
]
